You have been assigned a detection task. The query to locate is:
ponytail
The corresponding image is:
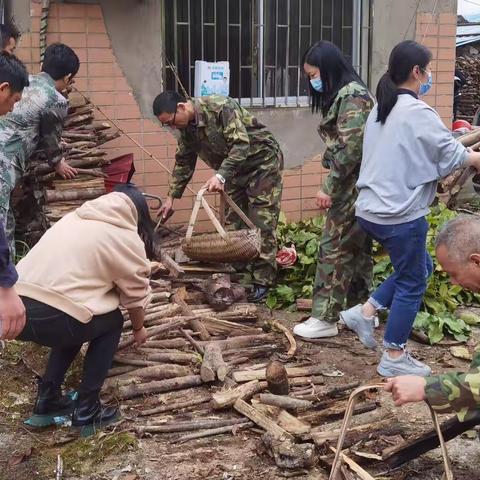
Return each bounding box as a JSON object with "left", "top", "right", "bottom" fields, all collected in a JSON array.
[
  {"left": 376, "top": 40, "right": 432, "bottom": 124},
  {"left": 376, "top": 72, "right": 399, "bottom": 124}
]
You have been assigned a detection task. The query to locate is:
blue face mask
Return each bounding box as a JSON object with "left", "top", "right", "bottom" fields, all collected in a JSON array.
[
  {"left": 310, "top": 77, "right": 323, "bottom": 92},
  {"left": 419, "top": 71, "right": 432, "bottom": 96}
]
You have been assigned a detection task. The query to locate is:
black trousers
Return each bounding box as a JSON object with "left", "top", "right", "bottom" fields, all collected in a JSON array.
[{"left": 18, "top": 297, "right": 124, "bottom": 394}]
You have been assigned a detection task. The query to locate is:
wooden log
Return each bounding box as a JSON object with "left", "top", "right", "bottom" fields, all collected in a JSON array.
[
  {"left": 173, "top": 421, "right": 253, "bottom": 444},
  {"left": 203, "top": 273, "right": 246, "bottom": 311},
  {"left": 200, "top": 342, "right": 227, "bottom": 382},
  {"left": 212, "top": 380, "right": 267, "bottom": 409},
  {"left": 139, "top": 394, "right": 211, "bottom": 417},
  {"left": 106, "top": 365, "right": 138, "bottom": 377},
  {"left": 117, "top": 317, "right": 192, "bottom": 350},
  {"left": 137, "top": 417, "right": 246, "bottom": 435},
  {"left": 329, "top": 447, "right": 376, "bottom": 480},
  {"left": 117, "top": 374, "right": 203, "bottom": 400},
  {"left": 172, "top": 290, "right": 211, "bottom": 341},
  {"left": 198, "top": 333, "right": 276, "bottom": 349},
  {"left": 252, "top": 401, "right": 311, "bottom": 436},
  {"left": 266, "top": 360, "right": 290, "bottom": 395},
  {"left": 202, "top": 316, "right": 261, "bottom": 337},
  {"left": 234, "top": 363, "right": 327, "bottom": 384},
  {"left": 258, "top": 394, "right": 312, "bottom": 412},
  {"left": 45, "top": 187, "right": 105, "bottom": 203},
  {"left": 112, "top": 356, "right": 156, "bottom": 367},
  {"left": 139, "top": 338, "right": 189, "bottom": 349},
  {"left": 144, "top": 351, "right": 200, "bottom": 364},
  {"left": 299, "top": 401, "right": 378, "bottom": 425},
  {"left": 234, "top": 398, "right": 294, "bottom": 441},
  {"left": 104, "top": 364, "right": 191, "bottom": 389},
  {"left": 382, "top": 409, "right": 480, "bottom": 469},
  {"left": 310, "top": 417, "right": 402, "bottom": 448}
]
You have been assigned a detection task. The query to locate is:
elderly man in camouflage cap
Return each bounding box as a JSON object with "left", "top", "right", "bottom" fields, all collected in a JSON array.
[
  {"left": 386, "top": 215, "right": 480, "bottom": 420},
  {"left": 153, "top": 91, "right": 283, "bottom": 302}
]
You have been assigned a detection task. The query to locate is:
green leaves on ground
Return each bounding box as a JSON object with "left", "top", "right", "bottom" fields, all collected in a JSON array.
[{"left": 268, "top": 205, "right": 480, "bottom": 344}]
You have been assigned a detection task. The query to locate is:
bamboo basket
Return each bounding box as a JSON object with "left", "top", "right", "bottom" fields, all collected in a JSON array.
[{"left": 182, "top": 188, "right": 261, "bottom": 263}]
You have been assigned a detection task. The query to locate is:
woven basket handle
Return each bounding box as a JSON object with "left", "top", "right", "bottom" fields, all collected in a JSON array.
[
  {"left": 218, "top": 190, "right": 256, "bottom": 230},
  {"left": 185, "top": 187, "right": 256, "bottom": 242},
  {"left": 186, "top": 188, "right": 227, "bottom": 242},
  {"left": 328, "top": 383, "right": 454, "bottom": 480}
]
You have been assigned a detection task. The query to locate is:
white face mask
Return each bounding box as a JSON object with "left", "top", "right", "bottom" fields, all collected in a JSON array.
[{"left": 419, "top": 70, "right": 432, "bottom": 96}]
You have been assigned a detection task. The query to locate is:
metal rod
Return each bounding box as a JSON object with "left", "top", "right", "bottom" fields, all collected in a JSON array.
[{"left": 259, "top": 0, "right": 265, "bottom": 103}]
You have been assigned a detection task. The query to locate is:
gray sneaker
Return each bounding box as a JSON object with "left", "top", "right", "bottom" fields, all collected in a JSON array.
[
  {"left": 377, "top": 350, "right": 432, "bottom": 377},
  {"left": 339, "top": 304, "right": 377, "bottom": 350}
]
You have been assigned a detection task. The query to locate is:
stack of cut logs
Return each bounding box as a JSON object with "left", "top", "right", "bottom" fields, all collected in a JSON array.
[
  {"left": 456, "top": 55, "right": 480, "bottom": 122},
  {"left": 14, "top": 92, "right": 120, "bottom": 246},
  {"left": 106, "top": 267, "right": 410, "bottom": 476},
  {"left": 108, "top": 267, "right": 470, "bottom": 475}
]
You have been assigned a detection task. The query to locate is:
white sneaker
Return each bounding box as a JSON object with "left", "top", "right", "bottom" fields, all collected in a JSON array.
[{"left": 293, "top": 317, "right": 338, "bottom": 338}]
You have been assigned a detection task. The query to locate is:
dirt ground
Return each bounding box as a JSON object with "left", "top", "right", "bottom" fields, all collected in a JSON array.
[{"left": 1, "top": 309, "right": 479, "bottom": 480}]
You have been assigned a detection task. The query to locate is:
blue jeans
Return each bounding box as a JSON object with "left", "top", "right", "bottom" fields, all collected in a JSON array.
[{"left": 357, "top": 216, "right": 433, "bottom": 350}]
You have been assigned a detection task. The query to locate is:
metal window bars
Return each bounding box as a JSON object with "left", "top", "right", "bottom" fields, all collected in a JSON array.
[{"left": 164, "top": 0, "right": 369, "bottom": 108}]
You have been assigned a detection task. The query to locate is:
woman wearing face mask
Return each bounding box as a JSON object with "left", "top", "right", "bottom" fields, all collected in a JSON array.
[
  {"left": 340, "top": 40, "right": 480, "bottom": 377},
  {"left": 293, "top": 40, "right": 375, "bottom": 340}
]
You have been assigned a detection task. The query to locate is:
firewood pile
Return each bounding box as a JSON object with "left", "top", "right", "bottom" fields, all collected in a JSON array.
[
  {"left": 456, "top": 55, "right": 480, "bottom": 122},
  {"left": 105, "top": 263, "right": 412, "bottom": 477},
  {"left": 438, "top": 128, "right": 480, "bottom": 208},
  {"left": 14, "top": 92, "right": 120, "bottom": 247}
]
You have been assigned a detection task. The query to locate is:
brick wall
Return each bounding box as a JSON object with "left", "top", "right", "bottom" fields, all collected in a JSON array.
[
  {"left": 416, "top": 11, "right": 457, "bottom": 127},
  {"left": 15, "top": 0, "right": 330, "bottom": 230}
]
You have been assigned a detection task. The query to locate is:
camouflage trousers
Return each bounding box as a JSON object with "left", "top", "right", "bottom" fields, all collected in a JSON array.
[
  {"left": 226, "top": 156, "right": 283, "bottom": 288},
  {"left": 311, "top": 202, "right": 373, "bottom": 322},
  {"left": 0, "top": 156, "right": 18, "bottom": 261}
]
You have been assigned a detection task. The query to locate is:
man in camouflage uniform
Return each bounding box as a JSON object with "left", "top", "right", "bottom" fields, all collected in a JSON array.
[
  {"left": 0, "top": 43, "right": 79, "bottom": 258},
  {"left": 153, "top": 91, "right": 283, "bottom": 301},
  {"left": 294, "top": 81, "right": 374, "bottom": 338},
  {"left": 386, "top": 215, "right": 480, "bottom": 420}
]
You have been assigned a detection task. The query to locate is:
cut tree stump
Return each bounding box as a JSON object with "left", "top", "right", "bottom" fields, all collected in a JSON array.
[{"left": 266, "top": 360, "right": 290, "bottom": 395}]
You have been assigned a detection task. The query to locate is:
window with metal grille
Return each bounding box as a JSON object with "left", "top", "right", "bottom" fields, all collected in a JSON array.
[{"left": 163, "top": 0, "right": 364, "bottom": 107}]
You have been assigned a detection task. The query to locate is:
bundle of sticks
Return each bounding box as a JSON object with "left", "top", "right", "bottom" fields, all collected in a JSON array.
[
  {"left": 456, "top": 55, "right": 480, "bottom": 122},
  {"left": 14, "top": 92, "right": 121, "bottom": 246}
]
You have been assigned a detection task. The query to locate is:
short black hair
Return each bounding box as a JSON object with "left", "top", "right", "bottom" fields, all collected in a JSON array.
[
  {"left": 42, "top": 43, "right": 80, "bottom": 80},
  {"left": 0, "top": 52, "right": 29, "bottom": 92},
  {"left": 0, "top": 21, "right": 20, "bottom": 49},
  {"left": 153, "top": 90, "right": 186, "bottom": 116}
]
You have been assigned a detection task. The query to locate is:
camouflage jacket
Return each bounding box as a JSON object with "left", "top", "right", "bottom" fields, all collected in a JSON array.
[
  {"left": 0, "top": 72, "right": 67, "bottom": 176},
  {"left": 318, "top": 81, "right": 373, "bottom": 207},
  {"left": 168, "top": 95, "right": 281, "bottom": 198},
  {"left": 425, "top": 344, "right": 480, "bottom": 421}
]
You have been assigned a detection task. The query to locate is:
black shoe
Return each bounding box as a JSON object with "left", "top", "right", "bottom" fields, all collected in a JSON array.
[
  {"left": 26, "top": 378, "right": 74, "bottom": 427},
  {"left": 251, "top": 285, "right": 269, "bottom": 303},
  {"left": 33, "top": 379, "right": 74, "bottom": 416},
  {"left": 72, "top": 391, "right": 121, "bottom": 436}
]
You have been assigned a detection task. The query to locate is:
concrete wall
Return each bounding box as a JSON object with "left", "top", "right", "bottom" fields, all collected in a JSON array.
[{"left": 99, "top": 0, "right": 164, "bottom": 119}]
